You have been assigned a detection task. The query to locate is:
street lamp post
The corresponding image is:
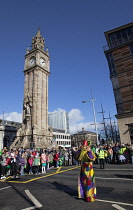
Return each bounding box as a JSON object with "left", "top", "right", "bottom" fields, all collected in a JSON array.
[{"left": 82, "top": 99, "right": 99, "bottom": 146}]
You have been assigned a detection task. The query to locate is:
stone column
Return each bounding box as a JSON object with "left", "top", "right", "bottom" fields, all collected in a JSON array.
[
  {"left": 32, "top": 70, "right": 38, "bottom": 131},
  {"left": 37, "top": 69, "right": 42, "bottom": 131},
  {"left": 46, "top": 74, "right": 48, "bottom": 131}
]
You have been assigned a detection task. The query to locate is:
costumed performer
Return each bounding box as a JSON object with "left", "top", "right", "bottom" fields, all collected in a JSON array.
[{"left": 78, "top": 140, "right": 96, "bottom": 202}]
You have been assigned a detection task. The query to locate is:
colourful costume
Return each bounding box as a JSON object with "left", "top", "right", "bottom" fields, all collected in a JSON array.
[{"left": 78, "top": 142, "right": 96, "bottom": 202}]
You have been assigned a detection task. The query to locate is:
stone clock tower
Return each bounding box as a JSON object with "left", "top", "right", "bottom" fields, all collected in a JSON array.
[{"left": 12, "top": 30, "right": 53, "bottom": 149}]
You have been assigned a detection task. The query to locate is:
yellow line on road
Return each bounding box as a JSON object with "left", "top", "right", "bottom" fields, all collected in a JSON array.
[
  {"left": 3, "top": 166, "right": 80, "bottom": 184},
  {"left": 56, "top": 167, "right": 62, "bottom": 173},
  {"left": 0, "top": 176, "right": 11, "bottom": 182}
]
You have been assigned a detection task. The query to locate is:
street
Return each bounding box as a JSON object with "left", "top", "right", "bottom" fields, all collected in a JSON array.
[{"left": 0, "top": 164, "right": 133, "bottom": 210}]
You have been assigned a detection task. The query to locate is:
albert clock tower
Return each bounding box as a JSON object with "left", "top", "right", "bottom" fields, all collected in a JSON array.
[{"left": 13, "top": 30, "right": 53, "bottom": 149}]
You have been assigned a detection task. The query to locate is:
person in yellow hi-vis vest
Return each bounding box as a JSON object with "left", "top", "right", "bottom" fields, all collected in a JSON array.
[{"left": 98, "top": 146, "right": 105, "bottom": 169}]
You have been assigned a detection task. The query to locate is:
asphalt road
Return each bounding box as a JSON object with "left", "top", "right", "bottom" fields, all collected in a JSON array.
[{"left": 0, "top": 163, "right": 133, "bottom": 210}]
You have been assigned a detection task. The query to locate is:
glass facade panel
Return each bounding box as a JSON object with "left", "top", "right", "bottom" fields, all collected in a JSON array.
[
  {"left": 127, "top": 26, "right": 133, "bottom": 36},
  {"left": 109, "top": 33, "right": 117, "bottom": 42},
  {"left": 48, "top": 110, "right": 70, "bottom": 133}
]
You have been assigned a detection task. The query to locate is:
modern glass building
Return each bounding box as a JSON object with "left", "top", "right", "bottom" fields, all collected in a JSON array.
[
  {"left": 48, "top": 110, "right": 70, "bottom": 133},
  {"left": 104, "top": 22, "right": 133, "bottom": 144}
]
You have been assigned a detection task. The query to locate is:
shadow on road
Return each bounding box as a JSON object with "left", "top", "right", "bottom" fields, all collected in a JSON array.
[
  {"left": 97, "top": 186, "right": 114, "bottom": 194},
  {"left": 49, "top": 181, "right": 77, "bottom": 196},
  {"left": 49, "top": 181, "right": 114, "bottom": 197}
]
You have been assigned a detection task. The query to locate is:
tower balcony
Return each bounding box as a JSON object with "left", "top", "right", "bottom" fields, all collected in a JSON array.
[{"left": 103, "top": 34, "right": 133, "bottom": 52}]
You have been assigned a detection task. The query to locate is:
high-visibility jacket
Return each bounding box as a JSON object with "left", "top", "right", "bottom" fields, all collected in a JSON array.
[
  {"left": 98, "top": 150, "right": 105, "bottom": 159},
  {"left": 119, "top": 147, "right": 126, "bottom": 155},
  {"left": 104, "top": 150, "right": 108, "bottom": 157}
]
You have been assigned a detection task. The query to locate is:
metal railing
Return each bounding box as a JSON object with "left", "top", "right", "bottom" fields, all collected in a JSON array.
[{"left": 103, "top": 34, "right": 133, "bottom": 51}]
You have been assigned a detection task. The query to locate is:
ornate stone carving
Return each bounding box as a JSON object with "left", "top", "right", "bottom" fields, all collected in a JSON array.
[
  {"left": 23, "top": 93, "right": 32, "bottom": 119},
  {"left": 32, "top": 29, "right": 45, "bottom": 50}
]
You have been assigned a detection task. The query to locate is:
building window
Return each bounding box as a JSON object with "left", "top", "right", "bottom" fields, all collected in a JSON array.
[
  {"left": 109, "top": 62, "right": 116, "bottom": 75},
  {"left": 130, "top": 43, "right": 133, "bottom": 55},
  {"left": 109, "top": 33, "right": 117, "bottom": 43}
]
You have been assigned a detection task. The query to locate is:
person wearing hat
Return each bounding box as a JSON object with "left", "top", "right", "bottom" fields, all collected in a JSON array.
[{"left": 78, "top": 140, "right": 96, "bottom": 202}]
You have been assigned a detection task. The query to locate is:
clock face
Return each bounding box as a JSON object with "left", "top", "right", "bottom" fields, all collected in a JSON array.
[
  {"left": 29, "top": 57, "right": 35, "bottom": 66},
  {"left": 40, "top": 58, "right": 46, "bottom": 67}
]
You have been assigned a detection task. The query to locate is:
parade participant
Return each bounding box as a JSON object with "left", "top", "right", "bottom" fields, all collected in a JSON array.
[
  {"left": 98, "top": 146, "right": 105, "bottom": 169},
  {"left": 78, "top": 140, "right": 96, "bottom": 202}
]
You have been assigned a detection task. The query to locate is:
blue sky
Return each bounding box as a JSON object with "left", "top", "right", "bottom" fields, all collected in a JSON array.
[{"left": 0, "top": 0, "right": 133, "bottom": 133}]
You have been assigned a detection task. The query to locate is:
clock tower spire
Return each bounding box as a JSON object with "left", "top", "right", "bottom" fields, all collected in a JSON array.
[
  {"left": 11, "top": 30, "right": 53, "bottom": 149},
  {"left": 31, "top": 29, "right": 45, "bottom": 50}
]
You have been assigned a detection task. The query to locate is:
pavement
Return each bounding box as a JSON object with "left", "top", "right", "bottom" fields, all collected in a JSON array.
[{"left": 0, "top": 163, "right": 133, "bottom": 210}]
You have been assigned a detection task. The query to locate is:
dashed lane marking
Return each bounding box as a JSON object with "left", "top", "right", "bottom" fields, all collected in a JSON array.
[
  {"left": 21, "top": 206, "right": 37, "bottom": 210},
  {"left": 95, "top": 169, "right": 133, "bottom": 171},
  {"left": 0, "top": 186, "right": 12, "bottom": 191},
  {"left": 112, "top": 204, "right": 126, "bottom": 210},
  {"left": 21, "top": 189, "right": 42, "bottom": 210},
  {"left": 95, "top": 177, "right": 133, "bottom": 181},
  {"left": 96, "top": 199, "right": 133, "bottom": 207}
]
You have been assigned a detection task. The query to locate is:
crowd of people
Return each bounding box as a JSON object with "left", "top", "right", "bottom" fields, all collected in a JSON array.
[
  {"left": 93, "top": 142, "right": 133, "bottom": 169},
  {"left": 0, "top": 142, "right": 133, "bottom": 179},
  {"left": 0, "top": 147, "right": 74, "bottom": 179}
]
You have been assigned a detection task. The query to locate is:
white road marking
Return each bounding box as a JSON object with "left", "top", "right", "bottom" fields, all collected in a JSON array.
[
  {"left": 95, "top": 169, "right": 133, "bottom": 171},
  {"left": 0, "top": 186, "right": 12, "bottom": 191},
  {"left": 24, "top": 189, "right": 42, "bottom": 208},
  {"left": 21, "top": 206, "right": 38, "bottom": 210},
  {"left": 112, "top": 204, "right": 126, "bottom": 210},
  {"left": 96, "top": 177, "right": 133, "bottom": 181},
  {"left": 96, "top": 199, "right": 133, "bottom": 207}
]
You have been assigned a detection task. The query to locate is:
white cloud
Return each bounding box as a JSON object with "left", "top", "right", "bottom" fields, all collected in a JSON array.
[
  {"left": 69, "top": 121, "right": 103, "bottom": 134},
  {"left": 0, "top": 109, "right": 103, "bottom": 135},
  {"left": 68, "top": 109, "right": 84, "bottom": 125},
  {"left": 53, "top": 108, "right": 65, "bottom": 112},
  {"left": 68, "top": 108, "right": 103, "bottom": 134},
  {"left": 0, "top": 112, "right": 22, "bottom": 123}
]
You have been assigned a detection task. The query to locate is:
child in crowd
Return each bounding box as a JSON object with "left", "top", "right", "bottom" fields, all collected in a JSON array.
[
  {"left": 1, "top": 151, "right": 6, "bottom": 179},
  {"left": 41, "top": 151, "right": 47, "bottom": 173},
  {"left": 33, "top": 155, "right": 40, "bottom": 174},
  {"left": 6, "top": 154, "right": 11, "bottom": 176},
  {"left": 46, "top": 152, "right": 50, "bottom": 170},
  {"left": 28, "top": 155, "right": 34, "bottom": 174}
]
